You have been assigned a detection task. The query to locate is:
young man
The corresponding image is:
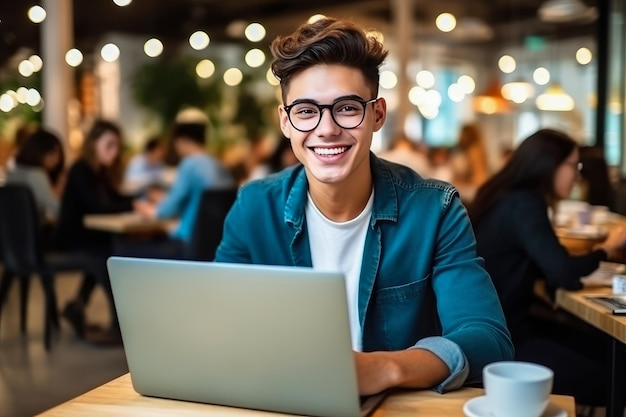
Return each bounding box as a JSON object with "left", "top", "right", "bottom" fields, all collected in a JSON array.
[{"left": 215, "top": 18, "right": 513, "bottom": 395}]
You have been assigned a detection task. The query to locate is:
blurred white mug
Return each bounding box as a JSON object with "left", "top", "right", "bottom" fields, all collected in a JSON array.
[{"left": 483, "top": 361, "right": 554, "bottom": 417}]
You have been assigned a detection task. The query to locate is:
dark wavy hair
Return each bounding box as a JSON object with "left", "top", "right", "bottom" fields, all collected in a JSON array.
[
  {"left": 270, "top": 17, "right": 388, "bottom": 102},
  {"left": 80, "top": 119, "right": 124, "bottom": 186},
  {"left": 16, "top": 128, "right": 65, "bottom": 185},
  {"left": 469, "top": 128, "right": 578, "bottom": 226}
]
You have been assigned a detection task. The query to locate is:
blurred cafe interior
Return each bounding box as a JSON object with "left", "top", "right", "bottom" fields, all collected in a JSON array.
[{"left": 1, "top": 0, "right": 626, "bottom": 416}]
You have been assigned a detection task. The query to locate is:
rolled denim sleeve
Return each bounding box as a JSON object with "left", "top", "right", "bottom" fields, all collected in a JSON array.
[{"left": 414, "top": 336, "right": 469, "bottom": 393}]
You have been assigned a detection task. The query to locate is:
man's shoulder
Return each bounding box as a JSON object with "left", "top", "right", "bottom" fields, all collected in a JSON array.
[{"left": 375, "top": 156, "right": 456, "bottom": 195}]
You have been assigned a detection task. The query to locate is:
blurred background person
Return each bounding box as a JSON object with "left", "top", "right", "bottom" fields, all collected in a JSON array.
[
  {"left": 122, "top": 136, "right": 168, "bottom": 196},
  {"left": 577, "top": 145, "right": 614, "bottom": 209},
  {"left": 378, "top": 133, "right": 432, "bottom": 178},
  {"left": 56, "top": 119, "right": 134, "bottom": 345},
  {"left": 131, "top": 122, "right": 235, "bottom": 259},
  {"left": 450, "top": 123, "right": 490, "bottom": 202},
  {"left": 427, "top": 146, "right": 454, "bottom": 183},
  {"left": 266, "top": 137, "right": 299, "bottom": 174},
  {"left": 468, "top": 128, "right": 626, "bottom": 406},
  {"left": 6, "top": 128, "right": 65, "bottom": 226},
  {"left": 4, "top": 123, "right": 37, "bottom": 172},
  {"left": 243, "top": 136, "right": 299, "bottom": 182}
]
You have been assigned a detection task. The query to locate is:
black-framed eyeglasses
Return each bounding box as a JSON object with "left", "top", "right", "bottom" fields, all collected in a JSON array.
[{"left": 283, "top": 97, "right": 377, "bottom": 132}]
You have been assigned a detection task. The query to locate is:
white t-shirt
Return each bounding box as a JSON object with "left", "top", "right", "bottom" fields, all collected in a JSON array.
[{"left": 306, "top": 190, "right": 374, "bottom": 351}]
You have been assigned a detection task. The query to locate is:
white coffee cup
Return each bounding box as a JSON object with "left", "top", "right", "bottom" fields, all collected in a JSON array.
[{"left": 483, "top": 361, "right": 554, "bottom": 417}]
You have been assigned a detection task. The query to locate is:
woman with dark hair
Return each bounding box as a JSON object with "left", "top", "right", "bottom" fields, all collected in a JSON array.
[
  {"left": 469, "top": 128, "right": 626, "bottom": 406},
  {"left": 57, "top": 119, "right": 134, "bottom": 345},
  {"left": 7, "top": 128, "right": 64, "bottom": 222}
]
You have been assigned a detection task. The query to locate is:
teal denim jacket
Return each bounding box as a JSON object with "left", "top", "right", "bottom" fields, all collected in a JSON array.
[{"left": 215, "top": 153, "right": 513, "bottom": 391}]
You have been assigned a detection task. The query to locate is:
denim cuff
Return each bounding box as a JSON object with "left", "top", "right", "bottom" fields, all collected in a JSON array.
[{"left": 413, "top": 336, "right": 469, "bottom": 393}]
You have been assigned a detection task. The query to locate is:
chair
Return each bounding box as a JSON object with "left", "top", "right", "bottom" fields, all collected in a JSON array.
[
  {"left": 0, "top": 185, "right": 84, "bottom": 350},
  {"left": 186, "top": 187, "right": 238, "bottom": 261}
]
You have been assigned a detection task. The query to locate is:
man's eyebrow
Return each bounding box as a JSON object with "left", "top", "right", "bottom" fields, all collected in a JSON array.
[{"left": 288, "top": 94, "right": 367, "bottom": 106}]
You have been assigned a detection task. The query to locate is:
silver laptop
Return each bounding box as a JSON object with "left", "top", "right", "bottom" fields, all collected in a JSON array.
[{"left": 107, "top": 256, "right": 385, "bottom": 417}]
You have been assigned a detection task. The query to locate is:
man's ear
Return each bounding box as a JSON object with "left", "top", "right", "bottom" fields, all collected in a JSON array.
[
  {"left": 373, "top": 98, "right": 387, "bottom": 132},
  {"left": 278, "top": 105, "right": 291, "bottom": 138}
]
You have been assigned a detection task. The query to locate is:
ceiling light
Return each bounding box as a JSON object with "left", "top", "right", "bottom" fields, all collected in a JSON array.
[
  {"left": 498, "top": 55, "right": 516, "bottom": 74},
  {"left": 533, "top": 67, "right": 550, "bottom": 85},
  {"left": 538, "top": 0, "right": 598, "bottom": 23},
  {"left": 435, "top": 13, "right": 456, "bottom": 33},
  {"left": 473, "top": 78, "right": 511, "bottom": 114},
  {"left": 576, "top": 47, "right": 592, "bottom": 65},
  {"left": 536, "top": 83, "right": 574, "bottom": 111},
  {"left": 28, "top": 6, "right": 46, "bottom": 23},
  {"left": 501, "top": 79, "right": 535, "bottom": 104}
]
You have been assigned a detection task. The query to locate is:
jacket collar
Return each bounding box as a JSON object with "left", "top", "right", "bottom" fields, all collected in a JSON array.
[{"left": 283, "top": 152, "right": 399, "bottom": 229}]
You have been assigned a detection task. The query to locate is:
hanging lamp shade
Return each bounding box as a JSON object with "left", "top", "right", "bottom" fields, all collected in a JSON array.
[
  {"left": 538, "top": 0, "right": 598, "bottom": 23},
  {"left": 535, "top": 82, "right": 575, "bottom": 111},
  {"left": 473, "top": 77, "right": 511, "bottom": 114},
  {"left": 501, "top": 78, "right": 535, "bottom": 104}
]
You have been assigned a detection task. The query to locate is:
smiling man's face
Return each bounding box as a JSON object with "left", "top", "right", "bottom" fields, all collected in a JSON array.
[{"left": 279, "top": 64, "right": 385, "bottom": 188}]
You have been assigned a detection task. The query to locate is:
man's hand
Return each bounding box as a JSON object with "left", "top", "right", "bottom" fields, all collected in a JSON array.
[
  {"left": 133, "top": 199, "right": 157, "bottom": 218},
  {"left": 353, "top": 349, "right": 450, "bottom": 396},
  {"left": 354, "top": 351, "right": 400, "bottom": 396}
]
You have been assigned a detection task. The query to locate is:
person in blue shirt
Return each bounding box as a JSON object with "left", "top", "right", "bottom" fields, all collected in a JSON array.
[
  {"left": 132, "top": 122, "right": 235, "bottom": 258},
  {"left": 123, "top": 136, "right": 168, "bottom": 196},
  {"left": 215, "top": 17, "right": 513, "bottom": 396}
]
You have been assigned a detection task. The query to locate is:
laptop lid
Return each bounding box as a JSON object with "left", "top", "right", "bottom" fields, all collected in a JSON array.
[{"left": 107, "top": 256, "right": 365, "bottom": 417}]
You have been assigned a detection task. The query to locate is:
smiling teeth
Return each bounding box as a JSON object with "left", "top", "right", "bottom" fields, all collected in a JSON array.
[{"left": 314, "top": 147, "right": 347, "bottom": 155}]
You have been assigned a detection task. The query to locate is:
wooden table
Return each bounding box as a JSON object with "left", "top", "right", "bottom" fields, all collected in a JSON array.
[
  {"left": 36, "top": 373, "right": 576, "bottom": 417},
  {"left": 84, "top": 213, "right": 176, "bottom": 234},
  {"left": 556, "top": 287, "right": 626, "bottom": 417}
]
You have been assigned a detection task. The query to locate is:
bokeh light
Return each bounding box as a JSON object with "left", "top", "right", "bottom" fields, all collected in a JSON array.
[
  {"left": 223, "top": 68, "right": 243, "bottom": 86},
  {"left": 533, "top": 67, "right": 550, "bottom": 85},
  {"left": 498, "top": 55, "right": 516, "bottom": 73},
  {"left": 416, "top": 70, "right": 435, "bottom": 89},
  {"left": 18, "top": 60, "right": 34, "bottom": 77},
  {"left": 196, "top": 60, "right": 216, "bottom": 79},
  {"left": 189, "top": 31, "right": 210, "bottom": 50},
  {"left": 245, "top": 23, "right": 266, "bottom": 42},
  {"left": 29, "top": 55, "right": 43, "bottom": 72},
  {"left": 436, "top": 13, "right": 456, "bottom": 32},
  {"left": 28, "top": 6, "right": 46, "bottom": 23},
  {"left": 576, "top": 47, "right": 592, "bottom": 65},
  {"left": 245, "top": 49, "right": 266, "bottom": 68},
  {"left": 144, "top": 38, "right": 164, "bottom": 57},
  {"left": 457, "top": 75, "right": 476, "bottom": 94},
  {"left": 380, "top": 70, "right": 398, "bottom": 89},
  {"left": 266, "top": 68, "right": 280, "bottom": 86},
  {"left": 101, "top": 43, "right": 120, "bottom": 62},
  {"left": 65, "top": 49, "right": 84, "bottom": 67}
]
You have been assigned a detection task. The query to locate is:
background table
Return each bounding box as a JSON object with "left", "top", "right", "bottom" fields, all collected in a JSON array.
[
  {"left": 556, "top": 287, "right": 626, "bottom": 417},
  {"left": 84, "top": 213, "right": 176, "bottom": 234},
  {"left": 36, "top": 373, "right": 576, "bottom": 417}
]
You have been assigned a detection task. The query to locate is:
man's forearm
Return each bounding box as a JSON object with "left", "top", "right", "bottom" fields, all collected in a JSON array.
[{"left": 354, "top": 349, "right": 449, "bottom": 396}]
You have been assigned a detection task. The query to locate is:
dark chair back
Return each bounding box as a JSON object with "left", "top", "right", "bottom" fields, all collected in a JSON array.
[
  {"left": 0, "top": 185, "right": 43, "bottom": 274},
  {"left": 187, "top": 187, "right": 238, "bottom": 261}
]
